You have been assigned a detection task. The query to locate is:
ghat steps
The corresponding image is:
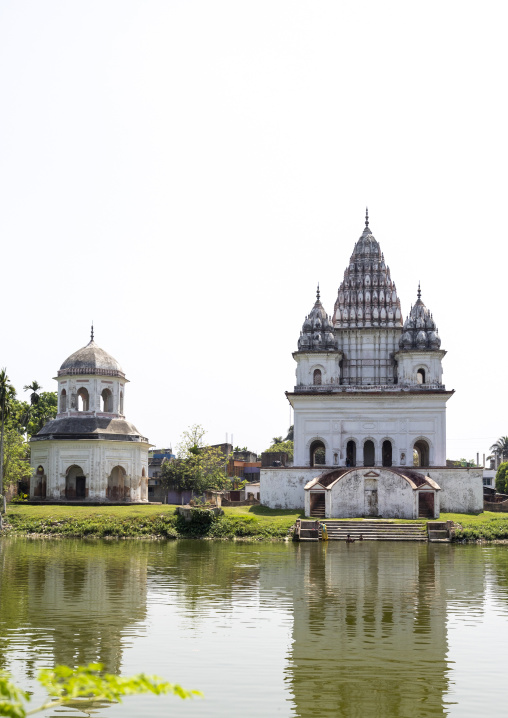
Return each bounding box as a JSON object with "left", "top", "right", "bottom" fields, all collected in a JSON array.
[{"left": 297, "top": 519, "right": 428, "bottom": 542}]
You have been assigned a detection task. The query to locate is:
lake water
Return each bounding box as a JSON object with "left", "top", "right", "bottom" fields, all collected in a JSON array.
[{"left": 1, "top": 538, "right": 508, "bottom": 718}]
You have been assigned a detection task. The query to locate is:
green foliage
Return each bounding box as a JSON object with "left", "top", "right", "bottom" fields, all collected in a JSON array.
[
  {"left": 161, "top": 425, "right": 231, "bottom": 494},
  {"left": 0, "top": 663, "right": 200, "bottom": 717},
  {"left": 1, "top": 429, "right": 31, "bottom": 493},
  {"left": 264, "top": 440, "right": 294, "bottom": 461},
  {"left": 490, "top": 436, "right": 508, "bottom": 464},
  {"left": 4, "top": 504, "right": 301, "bottom": 540},
  {"left": 495, "top": 462, "right": 508, "bottom": 494},
  {"left": 9, "top": 393, "right": 57, "bottom": 438}
]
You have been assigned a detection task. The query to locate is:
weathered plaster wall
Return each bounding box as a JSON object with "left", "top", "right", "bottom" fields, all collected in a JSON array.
[
  {"left": 30, "top": 439, "right": 149, "bottom": 502},
  {"left": 328, "top": 469, "right": 415, "bottom": 519},
  {"left": 261, "top": 468, "right": 318, "bottom": 509},
  {"left": 427, "top": 468, "right": 483, "bottom": 514}
]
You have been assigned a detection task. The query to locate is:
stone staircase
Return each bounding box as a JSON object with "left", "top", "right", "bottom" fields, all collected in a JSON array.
[
  {"left": 427, "top": 521, "right": 452, "bottom": 542},
  {"left": 295, "top": 519, "right": 428, "bottom": 541}
]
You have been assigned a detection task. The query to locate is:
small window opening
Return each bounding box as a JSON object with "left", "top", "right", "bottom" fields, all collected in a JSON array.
[
  {"left": 414, "top": 440, "right": 430, "bottom": 467},
  {"left": 101, "top": 388, "right": 113, "bottom": 413},
  {"left": 313, "top": 369, "right": 322, "bottom": 385},
  {"left": 417, "top": 368, "right": 426, "bottom": 384},
  {"left": 77, "top": 388, "right": 89, "bottom": 411},
  {"left": 120, "top": 391, "right": 124, "bottom": 414},
  {"left": 60, "top": 389, "right": 67, "bottom": 412},
  {"left": 382, "top": 440, "right": 392, "bottom": 467}
]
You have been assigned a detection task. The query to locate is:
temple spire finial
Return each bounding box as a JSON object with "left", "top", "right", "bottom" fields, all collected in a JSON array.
[
  {"left": 365, "top": 206, "right": 369, "bottom": 227},
  {"left": 316, "top": 283, "right": 320, "bottom": 301},
  {"left": 91, "top": 322, "right": 94, "bottom": 342},
  {"left": 417, "top": 281, "right": 421, "bottom": 300}
]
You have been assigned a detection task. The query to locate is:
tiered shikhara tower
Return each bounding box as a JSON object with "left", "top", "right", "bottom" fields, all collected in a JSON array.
[{"left": 289, "top": 210, "right": 451, "bottom": 469}]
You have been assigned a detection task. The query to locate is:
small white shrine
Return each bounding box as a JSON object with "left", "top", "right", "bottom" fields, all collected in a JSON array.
[{"left": 30, "top": 331, "right": 149, "bottom": 502}]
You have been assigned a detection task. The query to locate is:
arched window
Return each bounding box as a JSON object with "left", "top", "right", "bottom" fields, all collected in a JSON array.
[
  {"left": 413, "top": 440, "right": 430, "bottom": 467},
  {"left": 60, "top": 389, "right": 67, "bottom": 412},
  {"left": 346, "top": 440, "right": 356, "bottom": 467},
  {"left": 101, "top": 388, "right": 113, "bottom": 413},
  {"left": 382, "top": 440, "right": 392, "bottom": 467},
  {"left": 364, "top": 440, "right": 375, "bottom": 467},
  {"left": 77, "top": 388, "right": 89, "bottom": 411},
  {"left": 416, "top": 368, "right": 426, "bottom": 384},
  {"left": 107, "top": 465, "right": 127, "bottom": 501},
  {"left": 313, "top": 369, "right": 322, "bottom": 385},
  {"left": 120, "top": 391, "right": 124, "bottom": 414},
  {"left": 310, "top": 440, "right": 326, "bottom": 467}
]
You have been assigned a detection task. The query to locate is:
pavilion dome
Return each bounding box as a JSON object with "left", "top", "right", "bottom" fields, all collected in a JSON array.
[{"left": 58, "top": 336, "right": 125, "bottom": 377}]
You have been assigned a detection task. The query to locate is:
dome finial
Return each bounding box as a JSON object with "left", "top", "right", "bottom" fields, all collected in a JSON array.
[
  {"left": 365, "top": 206, "right": 369, "bottom": 227},
  {"left": 91, "top": 322, "right": 94, "bottom": 342},
  {"left": 316, "top": 283, "right": 320, "bottom": 301},
  {"left": 417, "top": 281, "right": 421, "bottom": 300}
]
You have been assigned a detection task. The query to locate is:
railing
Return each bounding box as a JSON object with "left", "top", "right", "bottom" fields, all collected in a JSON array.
[{"left": 294, "top": 382, "right": 445, "bottom": 392}]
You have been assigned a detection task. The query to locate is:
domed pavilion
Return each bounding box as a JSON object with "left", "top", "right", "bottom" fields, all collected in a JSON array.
[{"left": 30, "top": 331, "right": 149, "bottom": 502}]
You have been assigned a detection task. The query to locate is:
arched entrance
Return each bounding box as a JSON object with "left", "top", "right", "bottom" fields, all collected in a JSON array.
[
  {"left": 413, "top": 440, "right": 430, "bottom": 467},
  {"left": 310, "top": 440, "right": 326, "bottom": 467},
  {"left": 107, "top": 465, "right": 127, "bottom": 501},
  {"left": 346, "top": 440, "right": 356, "bottom": 467},
  {"left": 66, "top": 465, "right": 86, "bottom": 500},
  {"left": 382, "top": 440, "right": 392, "bottom": 467},
  {"left": 34, "top": 466, "right": 46, "bottom": 498},
  {"left": 364, "top": 440, "right": 375, "bottom": 467}
]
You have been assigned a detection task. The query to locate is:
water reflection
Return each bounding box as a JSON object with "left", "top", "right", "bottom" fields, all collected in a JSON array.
[
  {"left": 1, "top": 538, "right": 508, "bottom": 718},
  {"left": 0, "top": 538, "right": 148, "bottom": 676},
  {"left": 281, "top": 543, "right": 487, "bottom": 718}
]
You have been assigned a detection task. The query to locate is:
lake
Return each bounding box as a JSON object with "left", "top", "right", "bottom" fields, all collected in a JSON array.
[{"left": 1, "top": 538, "right": 508, "bottom": 717}]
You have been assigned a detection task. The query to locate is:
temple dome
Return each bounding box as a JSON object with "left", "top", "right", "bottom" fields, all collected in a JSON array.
[
  {"left": 59, "top": 338, "right": 125, "bottom": 377},
  {"left": 298, "top": 286, "right": 337, "bottom": 352},
  {"left": 399, "top": 286, "right": 441, "bottom": 351}
]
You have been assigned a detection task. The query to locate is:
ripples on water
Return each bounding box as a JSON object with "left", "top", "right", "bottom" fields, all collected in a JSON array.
[{"left": 1, "top": 539, "right": 508, "bottom": 718}]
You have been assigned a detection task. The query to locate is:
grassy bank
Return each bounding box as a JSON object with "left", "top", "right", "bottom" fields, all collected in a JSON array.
[
  {"left": 3, "top": 505, "right": 508, "bottom": 541},
  {"left": 2, "top": 504, "right": 302, "bottom": 540}
]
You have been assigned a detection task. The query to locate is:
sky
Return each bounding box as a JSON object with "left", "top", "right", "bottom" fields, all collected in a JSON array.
[{"left": 0, "top": 0, "right": 506, "bottom": 460}]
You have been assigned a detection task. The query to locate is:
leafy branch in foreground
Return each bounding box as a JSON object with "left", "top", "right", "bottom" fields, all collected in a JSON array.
[{"left": 0, "top": 663, "right": 202, "bottom": 717}]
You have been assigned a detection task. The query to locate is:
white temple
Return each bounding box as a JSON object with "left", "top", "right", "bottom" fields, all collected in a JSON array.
[
  {"left": 30, "top": 331, "right": 149, "bottom": 502},
  {"left": 261, "top": 212, "right": 482, "bottom": 518}
]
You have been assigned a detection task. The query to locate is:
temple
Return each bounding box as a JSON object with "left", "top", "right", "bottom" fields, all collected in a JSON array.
[{"left": 261, "top": 212, "right": 482, "bottom": 518}]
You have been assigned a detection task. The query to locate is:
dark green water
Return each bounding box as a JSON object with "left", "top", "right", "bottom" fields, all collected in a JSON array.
[{"left": 1, "top": 539, "right": 508, "bottom": 718}]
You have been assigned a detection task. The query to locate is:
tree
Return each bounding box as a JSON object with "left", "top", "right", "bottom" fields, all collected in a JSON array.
[
  {"left": 495, "top": 462, "right": 508, "bottom": 494},
  {"left": 0, "top": 369, "right": 16, "bottom": 512},
  {"left": 0, "top": 663, "right": 200, "bottom": 717},
  {"left": 161, "top": 425, "right": 231, "bottom": 495},
  {"left": 285, "top": 425, "right": 294, "bottom": 441},
  {"left": 490, "top": 437, "right": 508, "bottom": 465},
  {"left": 271, "top": 436, "right": 283, "bottom": 445},
  {"left": 2, "top": 427, "right": 32, "bottom": 491},
  {"left": 23, "top": 380, "right": 42, "bottom": 406},
  {"left": 264, "top": 439, "right": 294, "bottom": 461}
]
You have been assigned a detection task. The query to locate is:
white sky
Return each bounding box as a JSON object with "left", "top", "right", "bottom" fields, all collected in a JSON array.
[{"left": 1, "top": 1, "right": 506, "bottom": 460}]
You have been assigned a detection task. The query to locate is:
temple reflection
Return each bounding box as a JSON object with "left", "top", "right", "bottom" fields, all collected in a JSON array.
[
  {"left": 273, "top": 543, "right": 487, "bottom": 718},
  {"left": 0, "top": 538, "right": 148, "bottom": 676}
]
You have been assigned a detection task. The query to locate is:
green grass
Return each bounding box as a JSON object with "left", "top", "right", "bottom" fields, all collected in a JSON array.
[
  {"left": 2, "top": 504, "right": 302, "bottom": 540},
  {"left": 4, "top": 505, "right": 508, "bottom": 541}
]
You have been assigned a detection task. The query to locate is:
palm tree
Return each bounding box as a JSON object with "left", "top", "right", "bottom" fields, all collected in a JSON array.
[
  {"left": 271, "top": 436, "right": 283, "bottom": 445},
  {"left": 23, "top": 380, "right": 42, "bottom": 406},
  {"left": 0, "top": 368, "right": 15, "bottom": 512},
  {"left": 490, "top": 437, "right": 508, "bottom": 465}
]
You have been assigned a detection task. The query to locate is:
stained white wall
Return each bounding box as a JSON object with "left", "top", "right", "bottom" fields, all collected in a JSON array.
[
  {"left": 30, "top": 439, "right": 149, "bottom": 502},
  {"left": 427, "top": 468, "right": 483, "bottom": 514},
  {"left": 395, "top": 350, "right": 445, "bottom": 386},
  {"left": 261, "top": 468, "right": 318, "bottom": 509},
  {"left": 290, "top": 392, "right": 449, "bottom": 467}
]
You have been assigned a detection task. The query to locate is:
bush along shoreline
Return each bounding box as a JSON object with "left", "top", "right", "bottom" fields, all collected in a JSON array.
[
  {"left": 4, "top": 506, "right": 508, "bottom": 542},
  {"left": 1, "top": 505, "right": 298, "bottom": 540}
]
